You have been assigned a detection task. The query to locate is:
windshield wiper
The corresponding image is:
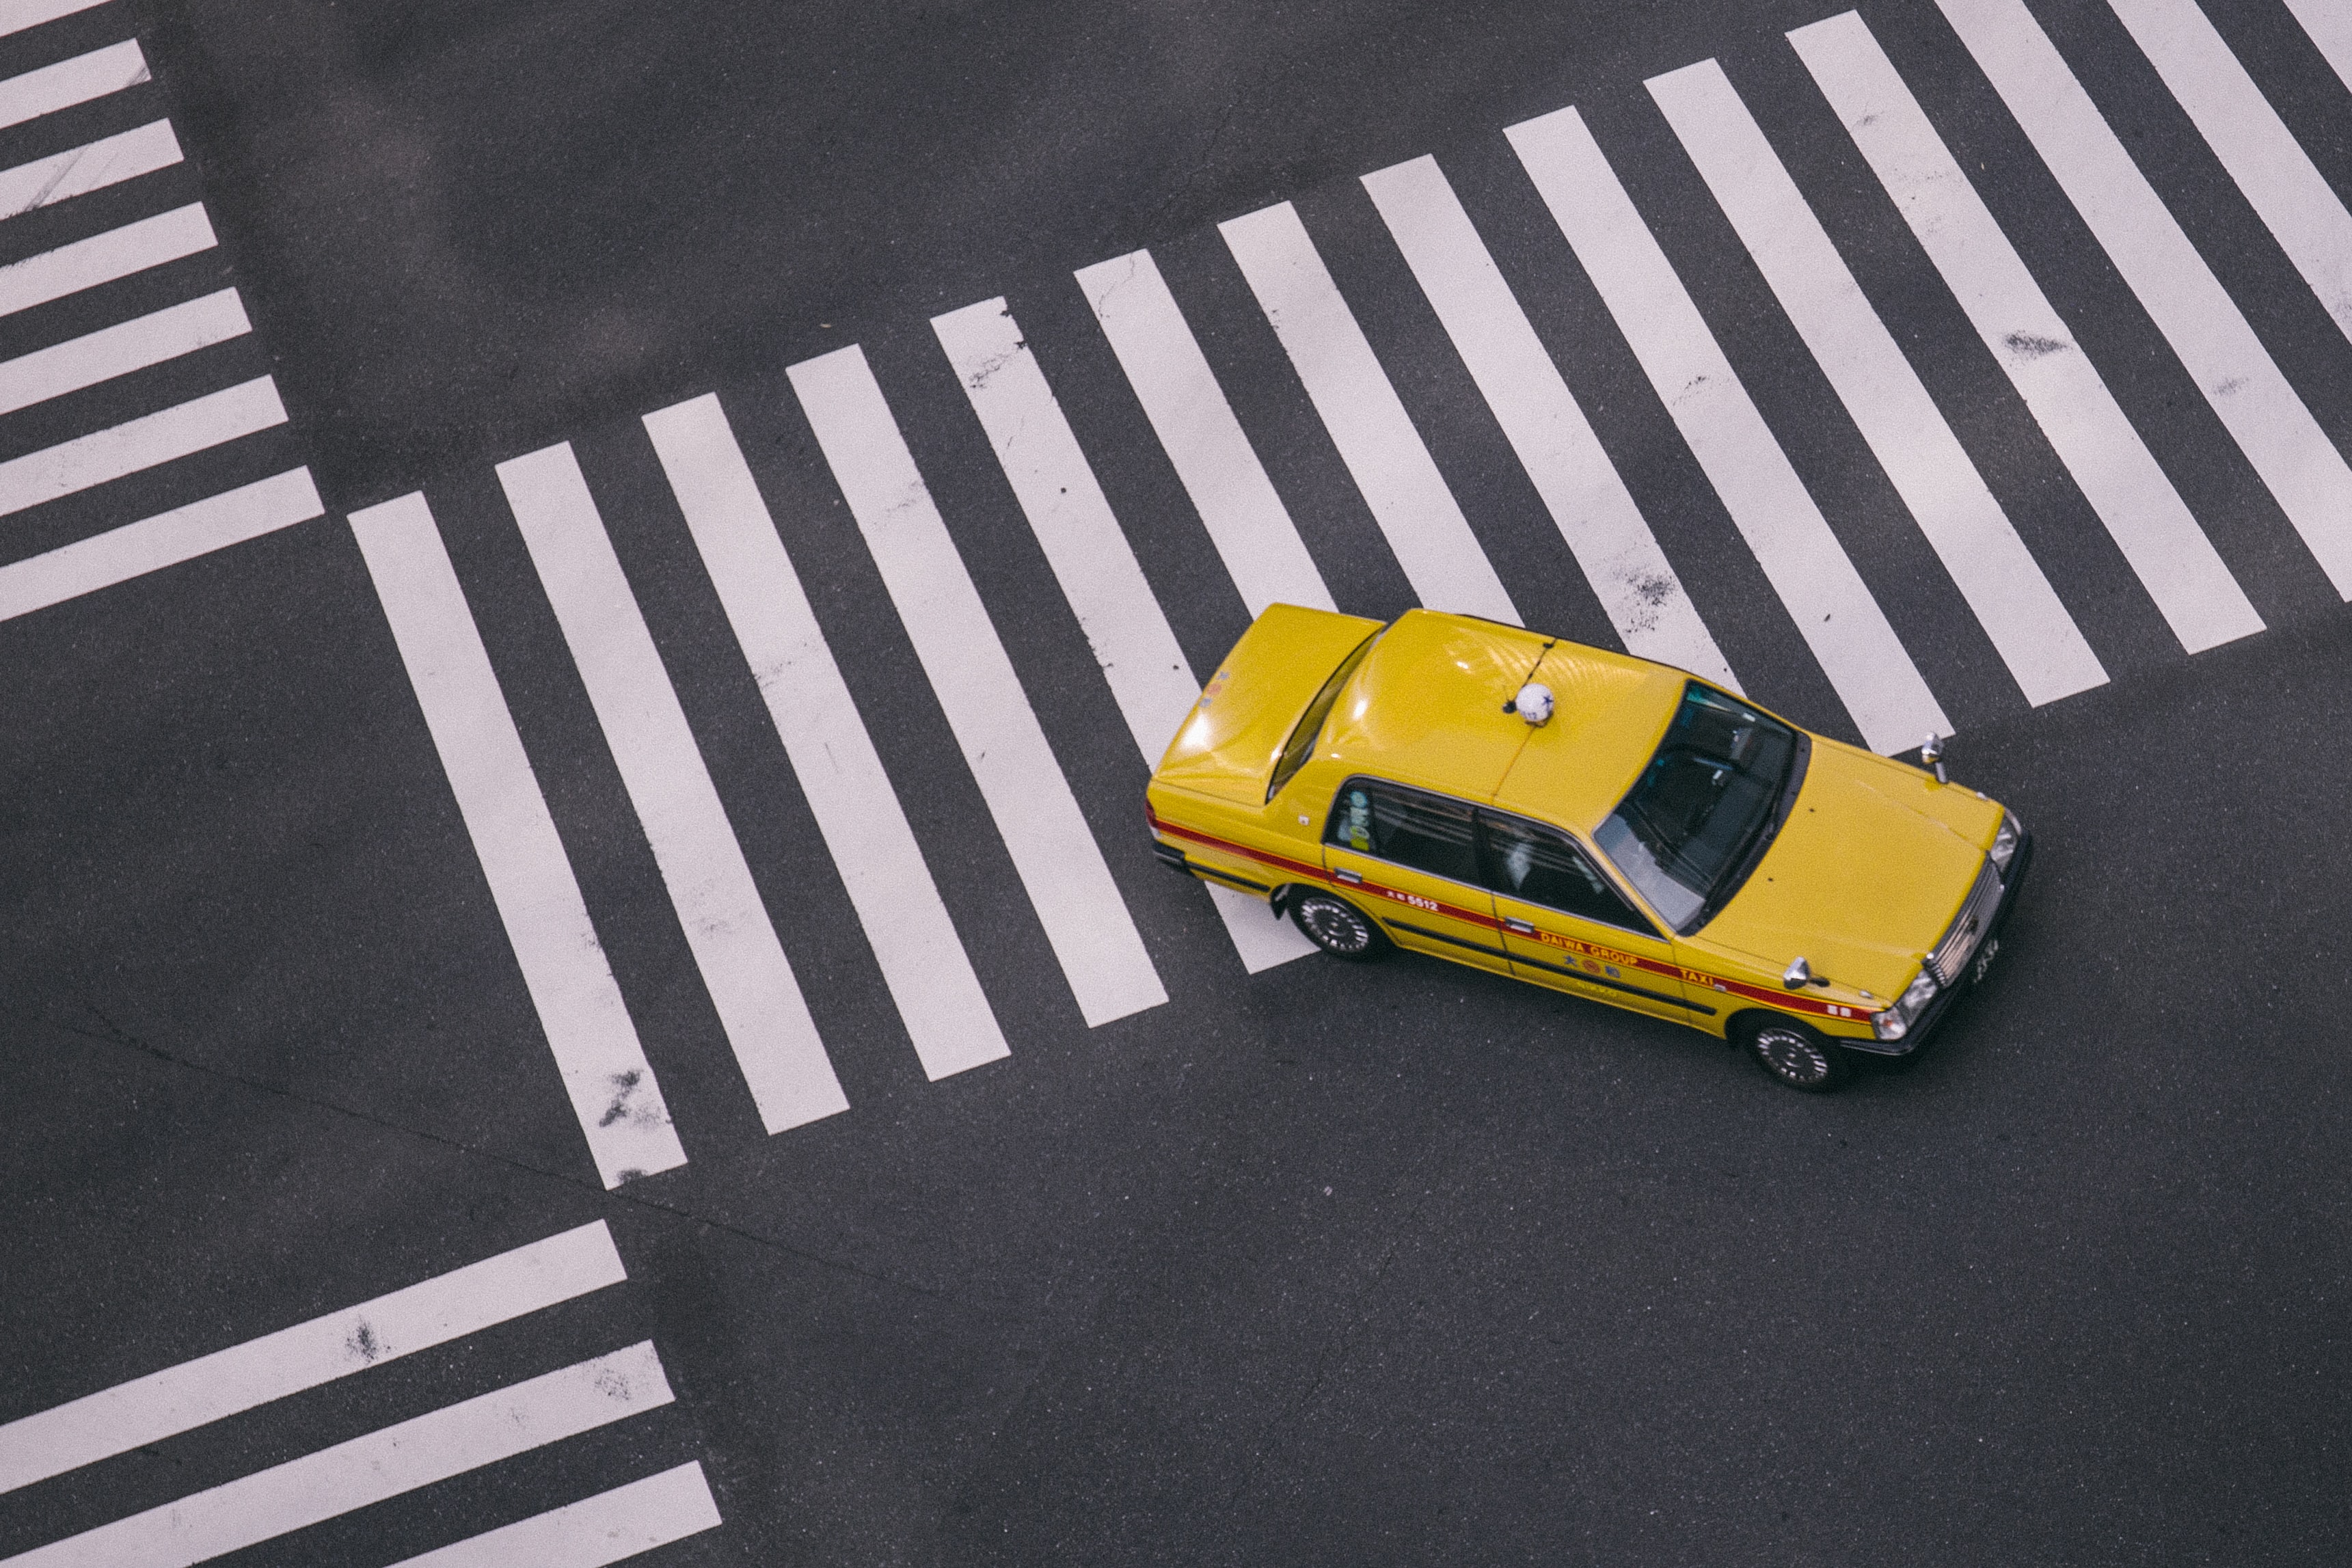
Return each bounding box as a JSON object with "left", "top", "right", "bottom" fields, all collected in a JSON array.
[{"left": 1683, "top": 733, "right": 1811, "bottom": 934}]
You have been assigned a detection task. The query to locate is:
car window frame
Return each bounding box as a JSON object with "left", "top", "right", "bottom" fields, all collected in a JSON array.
[
  {"left": 1474, "top": 807, "right": 1662, "bottom": 940},
  {"left": 1267, "top": 629, "right": 1382, "bottom": 804},
  {"left": 1319, "top": 774, "right": 1489, "bottom": 891}
]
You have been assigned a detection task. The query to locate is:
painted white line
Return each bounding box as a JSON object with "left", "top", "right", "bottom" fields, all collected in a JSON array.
[
  {"left": 1360, "top": 153, "right": 1739, "bottom": 690},
  {"left": 0, "top": 0, "right": 109, "bottom": 39},
  {"left": 0, "top": 286, "right": 247, "bottom": 416},
  {"left": 0, "top": 119, "right": 179, "bottom": 217},
  {"left": 1074, "top": 248, "right": 1334, "bottom": 616},
  {"left": 930, "top": 299, "right": 1204, "bottom": 767},
  {"left": 0, "top": 466, "right": 316, "bottom": 622},
  {"left": 788, "top": 344, "right": 1168, "bottom": 1024},
  {"left": 1646, "top": 59, "right": 2105, "bottom": 708},
  {"left": 384, "top": 1463, "right": 722, "bottom": 1568},
  {"left": 932, "top": 298, "right": 1318, "bottom": 973},
  {"left": 2, "top": 1342, "right": 673, "bottom": 1568},
  {"left": 349, "top": 493, "right": 686, "bottom": 1187},
  {"left": 1506, "top": 104, "right": 1947, "bottom": 754},
  {"left": 0, "top": 1221, "right": 627, "bottom": 1496},
  {"left": 498, "top": 444, "right": 848, "bottom": 1133},
  {"left": 644, "top": 393, "right": 1012, "bottom": 1077},
  {"left": 1218, "top": 200, "right": 1522, "bottom": 625},
  {"left": 2283, "top": 0, "right": 2352, "bottom": 96},
  {"left": 1932, "top": 0, "right": 2352, "bottom": 597},
  {"left": 0, "top": 39, "right": 146, "bottom": 131},
  {"left": 0, "top": 373, "right": 284, "bottom": 518},
  {"left": 0, "top": 0, "right": 109, "bottom": 38},
  {"left": 0, "top": 203, "right": 214, "bottom": 319},
  {"left": 2110, "top": 0, "right": 2352, "bottom": 344},
  {"left": 1789, "top": 10, "right": 2265, "bottom": 653}
]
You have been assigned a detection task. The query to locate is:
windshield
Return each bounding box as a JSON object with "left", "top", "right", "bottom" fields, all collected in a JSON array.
[{"left": 1593, "top": 683, "right": 1798, "bottom": 933}]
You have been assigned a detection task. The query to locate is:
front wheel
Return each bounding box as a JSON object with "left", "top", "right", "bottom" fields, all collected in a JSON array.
[
  {"left": 1289, "top": 890, "right": 1387, "bottom": 960},
  {"left": 1740, "top": 1017, "right": 1851, "bottom": 1093}
]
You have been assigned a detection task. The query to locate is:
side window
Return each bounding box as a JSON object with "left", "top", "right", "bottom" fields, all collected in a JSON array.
[
  {"left": 1323, "top": 779, "right": 1482, "bottom": 885},
  {"left": 1478, "top": 811, "right": 1651, "bottom": 932}
]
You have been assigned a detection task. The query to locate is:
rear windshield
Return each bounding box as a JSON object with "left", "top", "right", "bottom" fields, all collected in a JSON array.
[
  {"left": 1267, "top": 630, "right": 1379, "bottom": 802},
  {"left": 1593, "top": 683, "right": 1799, "bottom": 933}
]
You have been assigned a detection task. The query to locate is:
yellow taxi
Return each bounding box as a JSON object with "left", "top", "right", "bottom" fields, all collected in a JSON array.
[{"left": 1146, "top": 607, "right": 2028, "bottom": 1091}]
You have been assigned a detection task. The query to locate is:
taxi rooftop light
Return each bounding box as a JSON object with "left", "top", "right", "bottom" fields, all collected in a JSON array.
[{"left": 1503, "top": 681, "right": 1554, "bottom": 726}]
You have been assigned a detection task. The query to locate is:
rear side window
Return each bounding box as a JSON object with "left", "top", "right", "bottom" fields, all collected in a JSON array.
[
  {"left": 1267, "top": 631, "right": 1380, "bottom": 802},
  {"left": 1478, "top": 812, "right": 1651, "bottom": 933},
  {"left": 1323, "top": 778, "right": 1481, "bottom": 884}
]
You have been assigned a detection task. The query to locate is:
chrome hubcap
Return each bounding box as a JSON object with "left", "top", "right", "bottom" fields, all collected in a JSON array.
[
  {"left": 1301, "top": 899, "right": 1370, "bottom": 954},
  {"left": 1757, "top": 1028, "right": 1829, "bottom": 1085}
]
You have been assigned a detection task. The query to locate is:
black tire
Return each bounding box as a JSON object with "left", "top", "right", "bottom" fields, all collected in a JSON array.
[
  {"left": 1740, "top": 1016, "right": 1851, "bottom": 1093},
  {"left": 1290, "top": 890, "right": 1387, "bottom": 960}
]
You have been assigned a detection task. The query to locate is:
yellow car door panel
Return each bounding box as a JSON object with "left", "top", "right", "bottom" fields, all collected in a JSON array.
[
  {"left": 1478, "top": 809, "right": 1698, "bottom": 1024},
  {"left": 1322, "top": 778, "right": 1506, "bottom": 974}
]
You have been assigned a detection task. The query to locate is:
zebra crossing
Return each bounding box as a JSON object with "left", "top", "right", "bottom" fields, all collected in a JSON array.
[
  {"left": 0, "top": 1221, "right": 723, "bottom": 1566},
  {"left": 0, "top": 1, "right": 321, "bottom": 625},
  {"left": 333, "top": 0, "right": 2352, "bottom": 1185},
  {"left": 10, "top": 2, "right": 2352, "bottom": 1185}
]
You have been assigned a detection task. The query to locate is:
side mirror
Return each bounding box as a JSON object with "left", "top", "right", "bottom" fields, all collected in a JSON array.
[
  {"left": 1920, "top": 733, "right": 1947, "bottom": 785},
  {"left": 1783, "top": 956, "right": 1813, "bottom": 990}
]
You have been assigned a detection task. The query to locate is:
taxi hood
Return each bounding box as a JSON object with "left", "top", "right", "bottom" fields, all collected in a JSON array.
[{"left": 1695, "top": 744, "right": 1999, "bottom": 998}]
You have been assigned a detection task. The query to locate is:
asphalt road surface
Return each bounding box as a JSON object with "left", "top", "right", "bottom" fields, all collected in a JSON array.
[{"left": 5, "top": 0, "right": 2352, "bottom": 1562}]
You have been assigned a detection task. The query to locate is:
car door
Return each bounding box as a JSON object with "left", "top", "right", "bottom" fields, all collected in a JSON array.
[
  {"left": 1477, "top": 809, "right": 1699, "bottom": 1025},
  {"left": 1320, "top": 778, "right": 1508, "bottom": 974}
]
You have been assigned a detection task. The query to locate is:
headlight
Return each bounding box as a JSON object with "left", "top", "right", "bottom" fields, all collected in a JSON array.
[
  {"left": 1871, "top": 968, "right": 1941, "bottom": 1042},
  {"left": 1987, "top": 812, "right": 2023, "bottom": 880}
]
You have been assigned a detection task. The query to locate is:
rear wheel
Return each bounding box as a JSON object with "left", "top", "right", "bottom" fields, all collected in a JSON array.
[
  {"left": 1290, "top": 890, "right": 1386, "bottom": 960},
  {"left": 1740, "top": 1016, "right": 1851, "bottom": 1093}
]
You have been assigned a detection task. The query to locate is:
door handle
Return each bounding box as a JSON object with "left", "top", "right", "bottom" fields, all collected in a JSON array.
[
  {"left": 1334, "top": 867, "right": 1363, "bottom": 886},
  {"left": 1502, "top": 917, "right": 1536, "bottom": 935}
]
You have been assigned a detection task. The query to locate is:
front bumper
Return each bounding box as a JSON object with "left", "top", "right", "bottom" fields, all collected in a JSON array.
[{"left": 1843, "top": 826, "right": 2035, "bottom": 1057}]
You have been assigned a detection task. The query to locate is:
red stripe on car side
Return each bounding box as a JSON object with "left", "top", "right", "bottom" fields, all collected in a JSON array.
[{"left": 1146, "top": 809, "right": 1870, "bottom": 1023}]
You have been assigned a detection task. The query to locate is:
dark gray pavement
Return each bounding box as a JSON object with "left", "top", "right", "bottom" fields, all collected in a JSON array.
[{"left": 4, "top": 0, "right": 2351, "bottom": 1563}]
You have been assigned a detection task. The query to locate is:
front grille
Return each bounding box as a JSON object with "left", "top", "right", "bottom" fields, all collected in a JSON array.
[{"left": 1927, "top": 860, "right": 2002, "bottom": 986}]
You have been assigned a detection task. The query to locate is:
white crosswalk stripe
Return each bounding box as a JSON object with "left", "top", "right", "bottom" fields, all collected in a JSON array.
[
  {"left": 0, "top": 1227, "right": 714, "bottom": 1567},
  {"left": 1932, "top": 0, "right": 2352, "bottom": 599},
  {"left": 1360, "top": 152, "right": 1739, "bottom": 689},
  {"left": 498, "top": 443, "right": 850, "bottom": 1135},
  {"left": 2107, "top": 0, "right": 2352, "bottom": 344},
  {"left": 0, "top": 374, "right": 284, "bottom": 517},
  {"left": 1506, "top": 103, "right": 1949, "bottom": 755},
  {"left": 0, "top": 1221, "right": 627, "bottom": 1493},
  {"left": 0, "top": 465, "right": 316, "bottom": 622},
  {"left": 1645, "top": 58, "right": 2107, "bottom": 708},
  {"left": 1788, "top": 9, "right": 2265, "bottom": 655},
  {"left": 1075, "top": 247, "right": 1336, "bottom": 616},
  {"left": 0, "top": 0, "right": 109, "bottom": 38},
  {"left": 5, "top": 1344, "right": 674, "bottom": 1568},
  {"left": 1219, "top": 200, "right": 1524, "bottom": 627},
  {"left": 0, "top": 202, "right": 214, "bottom": 318},
  {"left": 383, "top": 1463, "right": 722, "bottom": 1568},
  {"left": 0, "top": 118, "right": 179, "bottom": 217},
  {"left": 349, "top": 493, "right": 688, "bottom": 1188},
  {"left": 0, "top": 286, "right": 247, "bottom": 416},
  {"left": 0, "top": 38, "right": 146, "bottom": 131},
  {"left": 789, "top": 343, "right": 1169, "bottom": 1027},
  {"left": 933, "top": 296, "right": 1318, "bottom": 973},
  {"left": 644, "top": 391, "right": 1014, "bottom": 1078},
  {"left": 2284, "top": 0, "right": 2352, "bottom": 95}
]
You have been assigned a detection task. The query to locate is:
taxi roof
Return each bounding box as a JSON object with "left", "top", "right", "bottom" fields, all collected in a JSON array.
[{"left": 1325, "top": 610, "right": 1686, "bottom": 833}]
